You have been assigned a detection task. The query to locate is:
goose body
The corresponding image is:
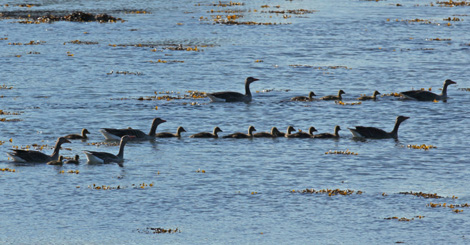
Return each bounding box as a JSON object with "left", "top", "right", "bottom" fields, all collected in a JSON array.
[
  {"left": 84, "top": 135, "right": 130, "bottom": 167},
  {"left": 287, "top": 127, "right": 317, "bottom": 138},
  {"left": 400, "top": 79, "right": 456, "bottom": 101},
  {"left": 190, "top": 127, "right": 222, "bottom": 138},
  {"left": 321, "top": 90, "right": 345, "bottom": 101},
  {"left": 253, "top": 127, "right": 282, "bottom": 138},
  {"left": 7, "top": 137, "right": 71, "bottom": 163},
  {"left": 65, "top": 155, "right": 80, "bottom": 164},
  {"left": 313, "top": 126, "right": 341, "bottom": 139},
  {"left": 207, "top": 77, "right": 259, "bottom": 102},
  {"left": 100, "top": 118, "right": 166, "bottom": 140},
  {"left": 291, "top": 91, "right": 316, "bottom": 102},
  {"left": 348, "top": 116, "right": 409, "bottom": 139},
  {"left": 155, "top": 126, "right": 186, "bottom": 138},
  {"left": 65, "top": 128, "right": 90, "bottom": 140},
  {"left": 358, "top": 91, "right": 381, "bottom": 101},
  {"left": 223, "top": 126, "right": 256, "bottom": 138},
  {"left": 47, "top": 156, "right": 64, "bottom": 165},
  {"left": 276, "top": 126, "right": 296, "bottom": 137}
]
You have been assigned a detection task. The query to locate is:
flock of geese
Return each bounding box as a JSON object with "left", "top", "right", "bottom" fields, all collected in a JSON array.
[{"left": 6, "top": 77, "right": 457, "bottom": 167}]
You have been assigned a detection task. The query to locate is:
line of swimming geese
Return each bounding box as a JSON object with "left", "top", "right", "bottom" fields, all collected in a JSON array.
[
  {"left": 6, "top": 78, "right": 457, "bottom": 166},
  {"left": 6, "top": 115, "right": 410, "bottom": 166}
]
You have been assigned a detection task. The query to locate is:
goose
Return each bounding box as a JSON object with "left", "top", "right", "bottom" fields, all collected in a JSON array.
[
  {"left": 253, "top": 127, "right": 282, "bottom": 138},
  {"left": 313, "top": 125, "right": 341, "bottom": 139},
  {"left": 277, "top": 126, "right": 296, "bottom": 137},
  {"left": 357, "top": 91, "right": 381, "bottom": 101},
  {"left": 207, "top": 77, "right": 259, "bottom": 102},
  {"left": 321, "top": 90, "right": 345, "bottom": 101},
  {"left": 155, "top": 126, "right": 186, "bottom": 138},
  {"left": 348, "top": 116, "right": 409, "bottom": 139},
  {"left": 190, "top": 127, "right": 223, "bottom": 138},
  {"left": 7, "top": 137, "right": 71, "bottom": 163},
  {"left": 47, "top": 156, "right": 64, "bottom": 165},
  {"left": 223, "top": 126, "right": 256, "bottom": 138},
  {"left": 100, "top": 118, "right": 166, "bottom": 140},
  {"left": 400, "top": 79, "right": 456, "bottom": 101},
  {"left": 65, "top": 155, "right": 80, "bottom": 164},
  {"left": 83, "top": 135, "right": 130, "bottom": 167},
  {"left": 291, "top": 91, "right": 316, "bottom": 102},
  {"left": 287, "top": 127, "right": 317, "bottom": 138},
  {"left": 64, "top": 128, "right": 90, "bottom": 139}
]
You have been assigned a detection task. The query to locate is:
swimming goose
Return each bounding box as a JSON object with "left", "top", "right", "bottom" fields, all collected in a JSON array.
[
  {"left": 84, "top": 135, "right": 130, "bottom": 167},
  {"left": 291, "top": 91, "right": 316, "bottom": 102},
  {"left": 253, "top": 127, "right": 282, "bottom": 137},
  {"left": 321, "top": 90, "right": 345, "bottom": 101},
  {"left": 47, "top": 156, "right": 64, "bottom": 165},
  {"left": 313, "top": 125, "right": 341, "bottom": 138},
  {"left": 64, "top": 128, "right": 90, "bottom": 140},
  {"left": 65, "top": 155, "right": 80, "bottom": 164},
  {"left": 348, "top": 116, "right": 409, "bottom": 139},
  {"left": 287, "top": 127, "right": 317, "bottom": 138},
  {"left": 277, "top": 126, "right": 296, "bottom": 137},
  {"left": 100, "top": 118, "right": 166, "bottom": 140},
  {"left": 190, "top": 127, "right": 223, "bottom": 138},
  {"left": 155, "top": 126, "right": 186, "bottom": 138},
  {"left": 223, "top": 126, "right": 256, "bottom": 138},
  {"left": 7, "top": 137, "right": 71, "bottom": 163},
  {"left": 400, "top": 79, "right": 456, "bottom": 101},
  {"left": 207, "top": 77, "right": 259, "bottom": 102},
  {"left": 358, "top": 91, "right": 381, "bottom": 101}
]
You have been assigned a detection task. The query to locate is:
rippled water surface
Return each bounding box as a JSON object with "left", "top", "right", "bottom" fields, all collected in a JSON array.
[{"left": 1, "top": 0, "right": 470, "bottom": 244}]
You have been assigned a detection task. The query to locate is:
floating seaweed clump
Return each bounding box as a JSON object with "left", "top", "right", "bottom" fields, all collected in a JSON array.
[
  {"left": 407, "top": 144, "right": 437, "bottom": 150},
  {"left": 427, "top": 202, "right": 468, "bottom": 213},
  {"left": 335, "top": 101, "right": 362, "bottom": 106},
  {"left": 1, "top": 168, "right": 16, "bottom": 172},
  {"left": 325, "top": 149, "right": 359, "bottom": 155},
  {"left": 66, "top": 40, "right": 99, "bottom": 45},
  {"left": 137, "top": 90, "right": 207, "bottom": 101},
  {"left": 8, "top": 40, "right": 45, "bottom": 45},
  {"left": 292, "top": 188, "right": 363, "bottom": 196},
  {"left": 436, "top": 1, "right": 470, "bottom": 7},
  {"left": 384, "top": 216, "right": 424, "bottom": 222},
  {"left": 136, "top": 227, "right": 181, "bottom": 234},
  {"left": 0, "top": 84, "right": 13, "bottom": 90},
  {"left": 398, "top": 191, "right": 442, "bottom": 198},
  {"left": 59, "top": 170, "right": 79, "bottom": 174},
  {"left": 289, "top": 65, "right": 351, "bottom": 70},
  {"left": 17, "top": 11, "right": 124, "bottom": 24},
  {"left": 106, "top": 70, "right": 143, "bottom": 76}
]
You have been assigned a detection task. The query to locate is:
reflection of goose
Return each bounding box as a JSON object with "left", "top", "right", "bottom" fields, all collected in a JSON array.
[
  {"left": 65, "top": 155, "right": 80, "bottom": 164},
  {"left": 190, "top": 127, "right": 223, "bottom": 138},
  {"left": 253, "top": 127, "right": 282, "bottom": 138},
  {"left": 357, "top": 91, "right": 381, "bottom": 101},
  {"left": 313, "top": 126, "right": 341, "bottom": 139},
  {"left": 84, "top": 135, "right": 130, "bottom": 167},
  {"left": 47, "top": 156, "right": 64, "bottom": 165},
  {"left": 223, "top": 126, "right": 256, "bottom": 138},
  {"left": 100, "top": 118, "right": 166, "bottom": 140},
  {"left": 7, "top": 137, "right": 71, "bottom": 163},
  {"left": 400, "top": 79, "right": 456, "bottom": 101},
  {"left": 65, "top": 128, "right": 90, "bottom": 139},
  {"left": 287, "top": 127, "right": 317, "bottom": 138},
  {"left": 207, "top": 77, "right": 259, "bottom": 102},
  {"left": 349, "top": 116, "right": 409, "bottom": 139},
  {"left": 291, "top": 91, "right": 316, "bottom": 101},
  {"left": 155, "top": 126, "right": 186, "bottom": 138},
  {"left": 321, "top": 90, "right": 345, "bottom": 101}
]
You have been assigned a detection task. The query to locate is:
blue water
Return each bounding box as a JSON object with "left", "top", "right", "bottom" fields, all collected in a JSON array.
[{"left": 1, "top": 0, "right": 470, "bottom": 244}]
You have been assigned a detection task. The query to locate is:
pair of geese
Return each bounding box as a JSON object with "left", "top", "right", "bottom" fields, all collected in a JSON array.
[
  {"left": 207, "top": 77, "right": 457, "bottom": 102},
  {"left": 7, "top": 115, "right": 410, "bottom": 166}
]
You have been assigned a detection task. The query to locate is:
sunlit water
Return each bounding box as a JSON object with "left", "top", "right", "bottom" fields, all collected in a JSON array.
[{"left": 1, "top": 0, "right": 470, "bottom": 244}]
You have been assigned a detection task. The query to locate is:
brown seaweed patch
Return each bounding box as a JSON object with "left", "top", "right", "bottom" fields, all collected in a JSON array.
[
  {"left": 136, "top": 227, "right": 181, "bottom": 234},
  {"left": 427, "top": 202, "right": 468, "bottom": 213},
  {"left": 0, "top": 84, "right": 13, "bottom": 90},
  {"left": 436, "top": 1, "right": 470, "bottom": 7},
  {"left": 291, "top": 188, "right": 363, "bottom": 196},
  {"left": 66, "top": 40, "right": 99, "bottom": 45},
  {"left": 398, "top": 191, "right": 442, "bottom": 199},
  {"left": 8, "top": 40, "right": 46, "bottom": 45},
  {"left": 261, "top": 9, "right": 317, "bottom": 15},
  {"left": 1, "top": 168, "right": 16, "bottom": 172},
  {"left": 137, "top": 90, "right": 207, "bottom": 101},
  {"left": 289, "top": 65, "right": 352, "bottom": 70},
  {"left": 406, "top": 144, "right": 437, "bottom": 150},
  {"left": 106, "top": 70, "right": 143, "bottom": 76},
  {"left": 384, "top": 216, "right": 424, "bottom": 222},
  {"left": 196, "top": 1, "right": 244, "bottom": 7},
  {"left": 5, "top": 11, "right": 124, "bottom": 23}
]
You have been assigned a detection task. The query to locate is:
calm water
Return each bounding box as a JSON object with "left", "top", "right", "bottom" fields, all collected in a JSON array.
[{"left": 1, "top": 0, "right": 470, "bottom": 244}]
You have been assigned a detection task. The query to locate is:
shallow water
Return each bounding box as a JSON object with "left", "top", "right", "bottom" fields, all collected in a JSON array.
[{"left": 1, "top": 0, "right": 470, "bottom": 244}]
